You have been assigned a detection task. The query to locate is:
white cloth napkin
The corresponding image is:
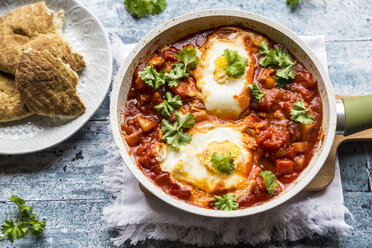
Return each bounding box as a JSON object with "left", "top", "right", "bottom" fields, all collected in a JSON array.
[{"left": 103, "top": 35, "right": 351, "bottom": 246}]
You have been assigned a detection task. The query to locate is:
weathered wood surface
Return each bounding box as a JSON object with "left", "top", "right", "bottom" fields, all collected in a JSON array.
[{"left": 0, "top": 0, "right": 371, "bottom": 247}]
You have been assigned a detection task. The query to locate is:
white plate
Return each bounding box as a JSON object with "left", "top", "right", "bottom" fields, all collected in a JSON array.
[{"left": 0, "top": 0, "right": 112, "bottom": 155}]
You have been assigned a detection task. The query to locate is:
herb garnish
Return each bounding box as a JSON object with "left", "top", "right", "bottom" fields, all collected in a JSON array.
[
  {"left": 221, "top": 49, "right": 248, "bottom": 78},
  {"left": 214, "top": 193, "right": 239, "bottom": 211},
  {"left": 247, "top": 82, "right": 265, "bottom": 103},
  {"left": 287, "top": 0, "right": 327, "bottom": 9},
  {"left": 290, "top": 99, "right": 315, "bottom": 124},
  {"left": 155, "top": 92, "right": 182, "bottom": 117},
  {"left": 0, "top": 195, "right": 46, "bottom": 244},
  {"left": 161, "top": 111, "right": 195, "bottom": 150},
  {"left": 124, "top": 0, "right": 167, "bottom": 18},
  {"left": 138, "top": 64, "right": 166, "bottom": 89},
  {"left": 139, "top": 48, "right": 199, "bottom": 88},
  {"left": 258, "top": 41, "right": 296, "bottom": 88},
  {"left": 211, "top": 152, "right": 235, "bottom": 175},
  {"left": 260, "top": 170, "right": 278, "bottom": 195}
]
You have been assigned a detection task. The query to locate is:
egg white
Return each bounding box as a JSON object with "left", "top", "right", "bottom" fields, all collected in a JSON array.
[
  {"left": 194, "top": 36, "right": 252, "bottom": 120},
  {"left": 156, "top": 123, "right": 256, "bottom": 195}
]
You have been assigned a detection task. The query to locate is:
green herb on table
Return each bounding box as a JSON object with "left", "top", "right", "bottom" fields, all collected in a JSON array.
[
  {"left": 287, "top": 0, "right": 327, "bottom": 9},
  {"left": 214, "top": 193, "right": 239, "bottom": 211},
  {"left": 221, "top": 49, "right": 248, "bottom": 78},
  {"left": 247, "top": 82, "right": 265, "bottom": 104},
  {"left": 290, "top": 99, "right": 315, "bottom": 124},
  {"left": 211, "top": 152, "right": 235, "bottom": 175},
  {"left": 138, "top": 64, "right": 166, "bottom": 89},
  {"left": 0, "top": 195, "right": 46, "bottom": 244},
  {"left": 155, "top": 92, "right": 182, "bottom": 117},
  {"left": 124, "top": 0, "right": 167, "bottom": 18},
  {"left": 260, "top": 170, "right": 279, "bottom": 195},
  {"left": 161, "top": 111, "right": 195, "bottom": 150},
  {"left": 258, "top": 41, "right": 296, "bottom": 88}
]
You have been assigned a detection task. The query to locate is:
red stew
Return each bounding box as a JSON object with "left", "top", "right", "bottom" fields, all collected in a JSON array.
[{"left": 122, "top": 26, "right": 323, "bottom": 209}]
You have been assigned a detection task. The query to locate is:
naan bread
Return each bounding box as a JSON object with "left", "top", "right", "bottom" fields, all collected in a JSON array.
[
  {"left": 16, "top": 49, "right": 85, "bottom": 117},
  {"left": 0, "top": 2, "right": 85, "bottom": 75},
  {"left": 0, "top": 72, "right": 33, "bottom": 122}
]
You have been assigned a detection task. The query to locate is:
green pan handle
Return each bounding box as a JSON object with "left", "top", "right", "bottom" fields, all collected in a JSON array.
[{"left": 342, "top": 95, "right": 372, "bottom": 136}]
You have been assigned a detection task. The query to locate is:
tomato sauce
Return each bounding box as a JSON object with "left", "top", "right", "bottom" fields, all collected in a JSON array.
[{"left": 121, "top": 27, "right": 323, "bottom": 209}]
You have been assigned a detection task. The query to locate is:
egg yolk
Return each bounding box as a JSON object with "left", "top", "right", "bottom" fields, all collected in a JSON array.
[
  {"left": 202, "top": 141, "right": 241, "bottom": 174},
  {"left": 213, "top": 56, "right": 228, "bottom": 84}
]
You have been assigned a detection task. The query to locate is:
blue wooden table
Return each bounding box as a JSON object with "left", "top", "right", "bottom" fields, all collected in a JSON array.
[{"left": 0, "top": 0, "right": 371, "bottom": 247}]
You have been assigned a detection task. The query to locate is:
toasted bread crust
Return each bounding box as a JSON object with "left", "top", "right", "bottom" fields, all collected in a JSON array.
[
  {"left": 15, "top": 50, "right": 85, "bottom": 117},
  {"left": 0, "top": 2, "right": 85, "bottom": 75},
  {"left": 0, "top": 72, "right": 33, "bottom": 122}
]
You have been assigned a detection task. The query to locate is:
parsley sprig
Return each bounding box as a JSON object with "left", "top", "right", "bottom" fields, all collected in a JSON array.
[
  {"left": 247, "top": 82, "right": 265, "bottom": 103},
  {"left": 124, "top": 0, "right": 167, "bottom": 18},
  {"left": 287, "top": 0, "right": 327, "bottom": 9},
  {"left": 161, "top": 111, "right": 195, "bottom": 150},
  {"left": 139, "top": 48, "right": 199, "bottom": 88},
  {"left": 155, "top": 92, "right": 182, "bottom": 117},
  {"left": 258, "top": 41, "right": 296, "bottom": 88},
  {"left": 214, "top": 193, "right": 239, "bottom": 211},
  {"left": 221, "top": 49, "right": 248, "bottom": 78},
  {"left": 1, "top": 195, "right": 46, "bottom": 244},
  {"left": 290, "top": 99, "right": 315, "bottom": 124},
  {"left": 260, "top": 170, "right": 278, "bottom": 194},
  {"left": 138, "top": 64, "right": 165, "bottom": 89},
  {"left": 211, "top": 152, "right": 235, "bottom": 175}
]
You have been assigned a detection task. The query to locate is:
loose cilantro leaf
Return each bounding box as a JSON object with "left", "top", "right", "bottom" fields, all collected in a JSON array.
[
  {"left": 214, "top": 193, "right": 239, "bottom": 211},
  {"left": 1, "top": 219, "right": 28, "bottom": 243},
  {"left": 9, "top": 195, "right": 32, "bottom": 214},
  {"left": 176, "top": 48, "right": 199, "bottom": 72},
  {"left": 290, "top": 99, "right": 315, "bottom": 124},
  {"left": 164, "top": 63, "right": 186, "bottom": 87},
  {"left": 161, "top": 111, "right": 195, "bottom": 150},
  {"left": 247, "top": 82, "right": 265, "bottom": 104},
  {"left": 260, "top": 170, "right": 279, "bottom": 194},
  {"left": 287, "top": 0, "right": 300, "bottom": 9},
  {"left": 0, "top": 195, "right": 46, "bottom": 244},
  {"left": 221, "top": 49, "right": 248, "bottom": 78},
  {"left": 124, "top": 0, "right": 167, "bottom": 18},
  {"left": 287, "top": 0, "right": 327, "bottom": 9},
  {"left": 138, "top": 65, "right": 166, "bottom": 89},
  {"left": 155, "top": 92, "right": 182, "bottom": 116},
  {"left": 211, "top": 152, "right": 235, "bottom": 175},
  {"left": 258, "top": 41, "right": 296, "bottom": 88},
  {"left": 28, "top": 214, "right": 46, "bottom": 237}
]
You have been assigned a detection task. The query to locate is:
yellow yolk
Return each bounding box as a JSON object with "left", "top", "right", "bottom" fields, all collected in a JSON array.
[{"left": 202, "top": 141, "right": 241, "bottom": 173}]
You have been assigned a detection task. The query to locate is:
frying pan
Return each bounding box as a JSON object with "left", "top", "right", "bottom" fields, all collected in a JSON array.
[{"left": 110, "top": 9, "right": 372, "bottom": 217}]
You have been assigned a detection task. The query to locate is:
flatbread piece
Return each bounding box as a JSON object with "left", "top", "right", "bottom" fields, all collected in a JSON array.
[{"left": 16, "top": 49, "right": 85, "bottom": 117}]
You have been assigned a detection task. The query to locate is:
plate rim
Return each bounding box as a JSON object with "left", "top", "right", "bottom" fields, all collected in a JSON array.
[{"left": 0, "top": 0, "right": 113, "bottom": 155}]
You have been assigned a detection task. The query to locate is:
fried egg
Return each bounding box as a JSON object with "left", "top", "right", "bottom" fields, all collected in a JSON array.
[
  {"left": 156, "top": 122, "right": 257, "bottom": 202},
  {"left": 193, "top": 30, "right": 255, "bottom": 120}
]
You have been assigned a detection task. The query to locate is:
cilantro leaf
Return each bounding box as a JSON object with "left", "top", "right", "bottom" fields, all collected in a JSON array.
[
  {"left": 287, "top": 0, "right": 301, "bottom": 9},
  {"left": 176, "top": 48, "right": 199, "bottom": 72},
  {"left": 138, "top": 65, "right": 166, "bottom": 89},
  {"left": 258, "top": 42, "right": 296, "bottom": 88},
  {"left": 155, "top": 92, "right": 182, "bottom": 116},
  {"left": 211, "top": 152, "right": 235, "bottom": 174},
  {"left": 247, "top": 82, "right": 265, "bottom": 104},
  {"left": 1, "top": 195, "right": 46, "bottom": 244},
  {"left": 161, "top": 111, "right": 195, "bottom": 150},
  {"left": 164, "top": 63, "right": 186, "bottom": 87},
  {"left": 28, "top": 214, "right": 46, "bottom": 237},
  {"left": 221, "top": 49, "right": 248, "bottom": 78},
  {"left": 1, "top": 219, "right": 28, "bottom": 243},
  {"left": 124, "top": 0, "right": 167, "bottom": 18},
  {"left": 260, "top": 170, "right": 279, "bottom": 194},
  {"left": 9, "top": 195, "right": 32, "bottom": 214},
  {"left": 214, "top": 193, "right": 239, "bottom": 211},
  {"left": 290, "top": 99, "right": 315, "bottom": 124}
]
